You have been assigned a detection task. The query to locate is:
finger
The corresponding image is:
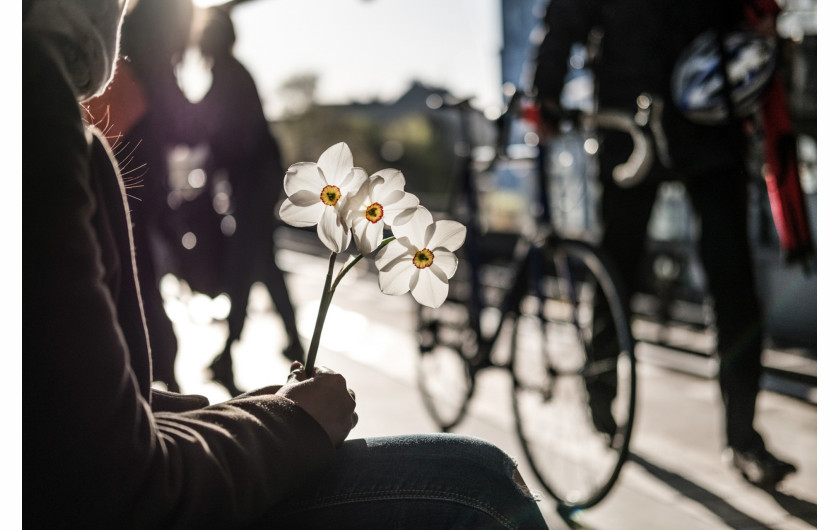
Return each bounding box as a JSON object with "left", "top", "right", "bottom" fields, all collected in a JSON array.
[
  {"left": 351, "top": 412, "right": 359, "bottom": 429},
  {"left": 312, "top": 365, "right": 336, "bottom": 375},
  {"left": 287, "top": 366, "right": 306, "bottom": 383},
  {"left": 348, "top": 388, "right": 356, "bottom": 401},
  {"left": 289, "top": 361, "right": 303, "bottom": 372}
]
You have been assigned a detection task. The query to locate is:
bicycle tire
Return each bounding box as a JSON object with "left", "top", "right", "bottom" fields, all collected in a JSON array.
[
  {"left": 510, "top": 237, "right": 636, "bottom": 512},
  {"left": 416, "top": 300, "right": 477, "bottom": 431}
]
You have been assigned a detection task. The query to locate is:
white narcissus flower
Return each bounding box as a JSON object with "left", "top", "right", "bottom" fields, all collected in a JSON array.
[
  {"left": 343, "top": 168, "right": 420, "bottom": 255},
  {"left": 374, "top": 206, "right": 466, "bottom": 308},
  {"left": 279, "top": 142, "right": 368, "bottom": 253}
]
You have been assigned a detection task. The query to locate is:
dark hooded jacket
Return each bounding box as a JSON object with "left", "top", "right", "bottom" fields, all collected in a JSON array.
[{"left": 23, "top": 28, "right": 335, "bottom": 528}]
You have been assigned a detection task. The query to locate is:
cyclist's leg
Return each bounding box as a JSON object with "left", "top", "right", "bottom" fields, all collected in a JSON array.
[
  {"left": 250, "top": 434, "right": 548, "bottom": 529},
  {"left": 589, "top": 131, "right": 659, "bottom": 434},
  {"left": 684, "top": 168, "right": 765, "bottom": 452}
]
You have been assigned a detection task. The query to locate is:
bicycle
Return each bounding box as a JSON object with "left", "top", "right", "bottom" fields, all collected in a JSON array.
[{"left": 415, "top": 90, "right": 654, "bottom": 514}]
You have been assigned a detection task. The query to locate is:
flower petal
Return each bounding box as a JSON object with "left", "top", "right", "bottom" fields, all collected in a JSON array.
[
  {"left": 352, "top": 216, "right": 384, "bottom": 255},
  {"left": 318, "top": 142, "right": 354, "bottom": 184},
  {"left": 375, "top": 236, "right": 414, "bottom": 269},
  {"left": 382, "top": 192, "right": 420, "bottom": 226},
  {"left": 317, "top": 205, "right": 351, "bottom": 253},
  {"left": 411, "top": 267, "right": 449, "bottom": 308},
  {"left": 286, "top": 189, "right": 321, "bottom": 207},
  {"left": 428, "top": 220, "right": 467, "bottom": 252},
  {"left": 392, "top": 205, "right": 433, "bottom": 244},
  {"left": 284, "top": 162, "right": 325, "bottom": 196},
  {"left": 341, "top": 178, "right": 371, "bottom": 224},
  {"left": 339, "top": 166, "right": 369, "bottom": 196},
  {"left": 279, "top": 197, "right": 322, "bottom": 227},
  {"left": 377, "top": 258, "right": 414, "bottom": 295},
  {"left": 431, "top": 251, "right": 458, "bottom": 279},
  {"left": 370, "top": 168, "right": 406, "bottom": 197}
]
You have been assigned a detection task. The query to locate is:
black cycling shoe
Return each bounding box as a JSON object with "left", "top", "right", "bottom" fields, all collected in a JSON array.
[
  {"left": 729, "top": 445, "right": 797, "bottom": 488},
  {"left": 282, "top": 340, "right": 305, "bottom": 363}
]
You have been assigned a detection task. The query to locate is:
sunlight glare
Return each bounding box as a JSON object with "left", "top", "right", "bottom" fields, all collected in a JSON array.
[{"left": 298, "top": 302, "right": 368, "bottom": 353}]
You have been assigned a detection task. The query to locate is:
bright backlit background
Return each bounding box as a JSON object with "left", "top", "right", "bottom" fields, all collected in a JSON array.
[{"left": 189, "top": 0, "right": 504, "bottom": 119}]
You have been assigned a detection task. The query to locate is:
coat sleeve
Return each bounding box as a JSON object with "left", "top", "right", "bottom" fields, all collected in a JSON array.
[{"left": 23, "top": 30, "right": 335, "bottom": 529}]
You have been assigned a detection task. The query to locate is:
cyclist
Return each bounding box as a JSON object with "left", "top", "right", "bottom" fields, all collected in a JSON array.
[{"left": 531, "top": 0, "right": 797, "bottom": 487}]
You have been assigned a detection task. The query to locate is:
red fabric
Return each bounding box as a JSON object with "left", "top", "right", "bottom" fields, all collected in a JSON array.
[
  {"left": 745, "top": 0, "right": 782, "bottom": 26},
  {"left": 758, "top": 74, "right": 814, "bottom": 264},
  {"left": 746, "top": 1, "right": 815, "bottom": 265}
]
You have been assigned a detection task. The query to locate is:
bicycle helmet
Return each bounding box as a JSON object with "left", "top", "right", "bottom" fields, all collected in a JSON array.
[{"left": 671, "top": 30, "right": 776, "bottom": 125}]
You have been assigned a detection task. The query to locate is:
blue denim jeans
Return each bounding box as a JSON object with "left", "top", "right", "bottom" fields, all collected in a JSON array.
[{"left": 249, "top": 433, "right": 549, "bottom": 529}]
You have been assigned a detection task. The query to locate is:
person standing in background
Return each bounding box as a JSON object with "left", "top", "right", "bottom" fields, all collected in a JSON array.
[{"left": 196, "top": 6, "right": 305, "bottom": 397}]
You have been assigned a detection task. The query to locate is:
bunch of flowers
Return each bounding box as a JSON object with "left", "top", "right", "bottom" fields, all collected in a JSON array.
[{"left": 279, "top": 142, "right": 466, "bottom": 376}]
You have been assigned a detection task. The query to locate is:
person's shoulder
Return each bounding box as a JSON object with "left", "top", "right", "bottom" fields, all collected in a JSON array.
[{"left": 223, "top": 56, "right": 255, "bottom": 81}]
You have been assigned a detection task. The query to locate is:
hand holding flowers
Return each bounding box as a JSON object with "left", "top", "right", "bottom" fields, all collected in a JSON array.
[{"left": 279, "top": 142, "right": 466, "bottom": 376}]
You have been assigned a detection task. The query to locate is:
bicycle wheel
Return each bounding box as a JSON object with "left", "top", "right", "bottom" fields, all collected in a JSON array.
[
  {"left": 511, "top": 238, "right": 636, "bottom": 512},
  {"left": 416, "top": 300, "right": 477, "bottom": 431}
]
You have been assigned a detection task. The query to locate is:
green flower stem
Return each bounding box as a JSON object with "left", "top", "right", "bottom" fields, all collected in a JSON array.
[
  {"left": 332, "top": 236, "right": 395, "bottom": 290},
  {"left": 304, "top": 252, "right": 337, "bottom": 377},
  {"left": 303, "top": 236, "right": 396, "bottom": 378}
]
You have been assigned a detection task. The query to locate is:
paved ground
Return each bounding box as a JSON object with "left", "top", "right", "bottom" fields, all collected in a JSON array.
[{"left": 162, "top": 248, "right": 818, "bottom": 530}]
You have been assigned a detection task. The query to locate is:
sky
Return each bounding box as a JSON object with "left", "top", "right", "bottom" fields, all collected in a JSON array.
[{"left": 190, "top": 0, "right": 505, "bottom": 119}]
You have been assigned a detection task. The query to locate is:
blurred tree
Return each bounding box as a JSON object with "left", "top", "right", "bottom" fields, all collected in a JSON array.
[
  {"left": 277, "top": 72, "right": 319, "bottom": 117},
  {"left": 271, "top": 81, "right": 480, "bottom": 215}
]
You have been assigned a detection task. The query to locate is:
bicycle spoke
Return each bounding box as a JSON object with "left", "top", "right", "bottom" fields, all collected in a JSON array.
[
  {"left": 512, "top": 240, "right": 635, "bottom": 511},
  {"left": 416, "top": 302, "right": 476, "bottom": 431}
]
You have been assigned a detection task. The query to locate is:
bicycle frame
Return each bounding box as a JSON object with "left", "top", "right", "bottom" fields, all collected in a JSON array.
[
  {"left": 465, "top": 224, "right": 551, "bottom": 370},
  {"left": 418, "top": 90, "right": 640, "bottom": 512}
]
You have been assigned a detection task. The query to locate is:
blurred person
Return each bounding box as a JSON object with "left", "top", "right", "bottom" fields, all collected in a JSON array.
[
  {"left": 532, "top": 0, "right": 797, "bottom": 487},
  {"left": 84, "top": 0, "right": 200, "bottom": 392},
  {"left": 196, "top": 6, "right": 305, "bottom": 397},
  {"left": 23, "top": 0, "right": 549, "bottom": 527}
]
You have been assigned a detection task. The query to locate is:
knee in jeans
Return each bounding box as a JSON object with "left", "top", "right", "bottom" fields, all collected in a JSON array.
[{"left": 443, "top": 434, "right": 541, "bottom": 501}]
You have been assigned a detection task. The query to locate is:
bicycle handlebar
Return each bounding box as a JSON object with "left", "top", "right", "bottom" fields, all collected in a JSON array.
[
  {"left": 432, "top": 89, "right": 657, "bottom": 189},
  {"left": 496, "top": 91, "right": 656, "bottom": 188},
  {"left": 590, "top": 109, "right": 654, "bottom": 188}
]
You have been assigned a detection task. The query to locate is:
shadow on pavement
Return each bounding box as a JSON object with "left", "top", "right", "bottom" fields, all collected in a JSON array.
[
  {"left": 627, "top": 453, "right": 816, "bottom": 529},
  {"left": 764, "top": 488, "right": 817, "bottom": 527}
]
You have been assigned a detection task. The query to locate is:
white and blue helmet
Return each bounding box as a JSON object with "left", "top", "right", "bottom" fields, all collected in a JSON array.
[{"left": 671, "top": 30, "right": 777, "bottom": 125}]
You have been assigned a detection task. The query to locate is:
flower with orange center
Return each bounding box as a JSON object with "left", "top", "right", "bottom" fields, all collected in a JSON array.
[
  {"left": 343, "top": 168, "right": 420, "bottom": 255},
  {"left": 320, "top": 185, "right": 341, "bottom": 206},
  {"left": 412, "top": 248, "right": 434, "bottom": 269},
  {"left": 279, "top": 143, "right": 367, "bottom": 252},
  {"left": 365, "top": 203, "right": 383, "bottom": 223},
  {"left": 375, "top": 206, "right": 465, "bottom": 308}
]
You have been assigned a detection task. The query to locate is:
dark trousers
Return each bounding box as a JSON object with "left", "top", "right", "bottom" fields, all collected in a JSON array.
[
  {"left": 223, "top": 219, "right": 301, "bottom": 354},
  {"left": 592, "top": 130, "right": 765, "bottom": 452}
]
